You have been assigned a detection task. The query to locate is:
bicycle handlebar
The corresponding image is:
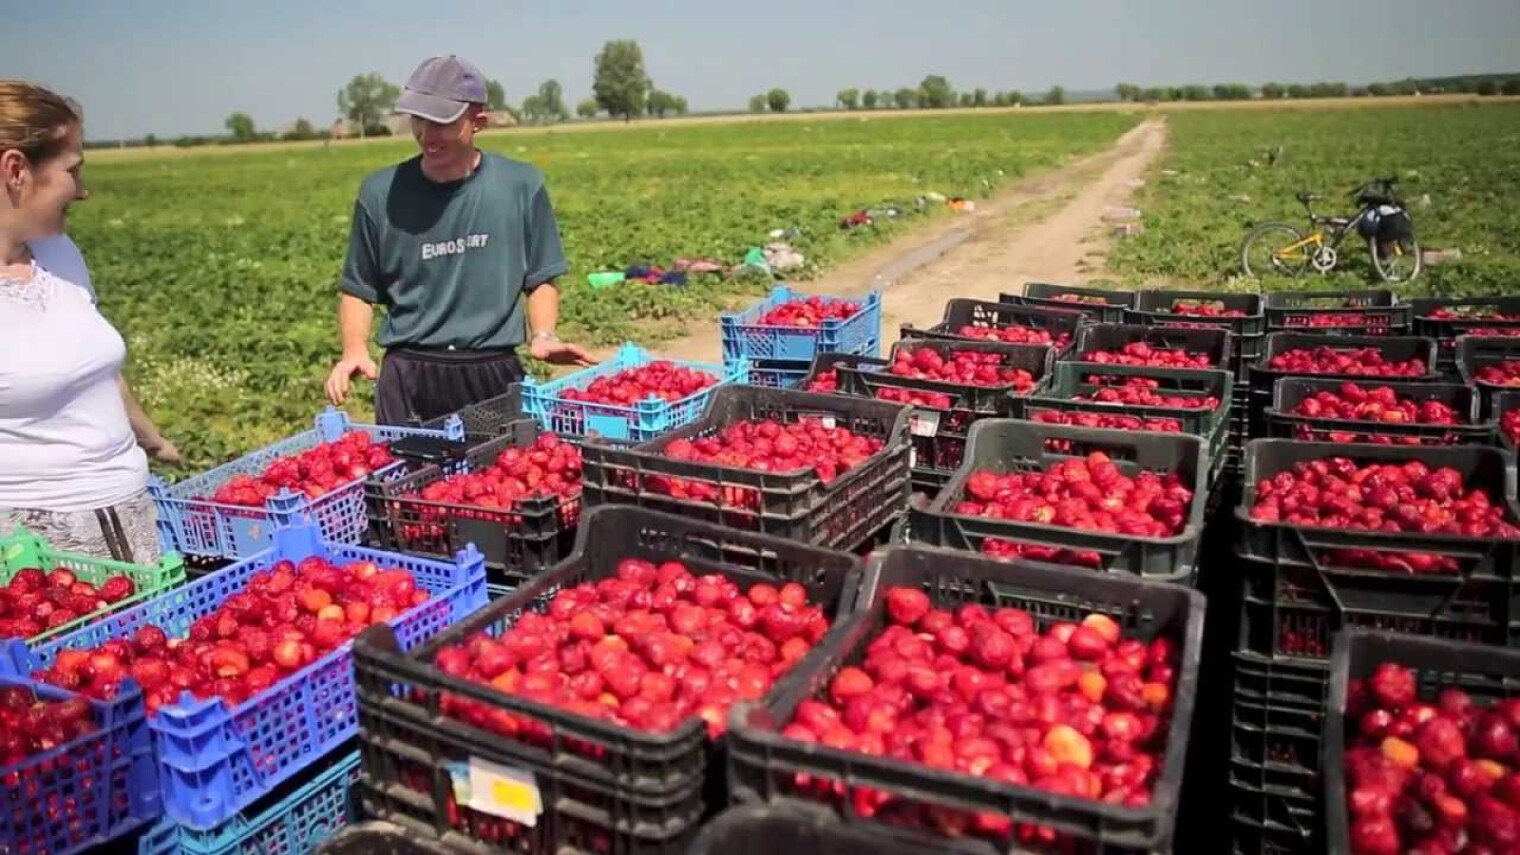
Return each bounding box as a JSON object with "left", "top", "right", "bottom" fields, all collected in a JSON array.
[{"left": 1350, "top": 175, "right": 1399, "bottom": 198}]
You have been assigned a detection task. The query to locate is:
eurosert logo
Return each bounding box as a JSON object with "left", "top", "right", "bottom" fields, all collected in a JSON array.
[{"left": 421, "top": 233, "right": 490, "bottom": 261}]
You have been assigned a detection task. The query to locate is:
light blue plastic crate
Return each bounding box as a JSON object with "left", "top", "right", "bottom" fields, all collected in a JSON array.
[
  {"left": 523, "top": 342, "right": 749, "bottom": 442},
  {"left": 139, "top": 751, "right": 359, "bottom": 855},
  {"left": 150, "top": 408, "right": 465, "bottom": 561},
  {"left": 23, "top": 517, "right": 486, "bottom": 832},
  {"left": 0, "top": 660, "right": 160, "bottom": 855},
  {"left": 720, "top": 286, "right": 882, "bottom": 363}
]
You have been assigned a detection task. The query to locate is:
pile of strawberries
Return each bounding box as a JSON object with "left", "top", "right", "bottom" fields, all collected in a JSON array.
[
  {"left": 1267, "top": 347, "right": 1429, "bottom": 377},
  {"left": 211, "top": 431, "right": 394, "bottom": 507},
  {"left": 778, "top": 588, "right": 1180, "bottom": 844},
  {"left": 889, "top": 346, "right": 1037, "bottom": 393},
  {"left": 560, "top": 362, "right": 718, "bottom": 406},
  {"left": 1075, "top": 342, "right": 1215, "bottom": 370},
  {"left": 432, "top": 559, "right": 829, "bottom": 739},
  {"left": 759, "top": 297, "right": 861, "bottom": 327},
  {"left": 1074, "top": 376, "right": 1219, "bottom": 410},
  {"left": 1289, "top": 383, "right": 1462, "bottom": 425},
  {"left": 954, "top": 324, "right": 1070, "bottom": 349},
  {"left": 1341, "top": 662, "right": 1520, "bottom": 853},
  {"left": 394, "top": 433, "right": 582, "bottom": 544},
  {"left": 0, "top": 568, "right": 136, "bottom": 640},
  {"left": 954, "top": 452, "right": 1193, "bottom": 539}
]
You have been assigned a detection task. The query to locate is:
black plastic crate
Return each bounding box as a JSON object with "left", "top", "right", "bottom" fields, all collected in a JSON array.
[
  {"left": 911, "top": 419, "right": 1208, "bottom": 581},
  {"left": 1068, "top": 323, "right": 1234, "bottom": 373},
  {"left": 1128, "top": 289, "right": 1266, "bottom": 337},
  {"left": 418, "top": 386, "right": 527, "bottom": 439},
  {"left": 365, "top": 422, "right": 580, "bottom": 586},
  {"left": 356, "top": 721, "right": 704, "bottom": 855},
  {"left": 1247, "top": 334, "right": 1439, "bottom": 435},
  {"left": 1456, "top": 334, "right": 1520, "bottom": 415},
  {"left": 795, "top": 352, "right": 885, "bottom": 394},
  {"left": 1323, "top": 630, "right": 1520, "bottom": 855},
  {"left": 1499, "top": 389, "right": 1520, "bottom": 456},
  {"left": 1000, "top": 282, "right": 1134, "bottom": 324},
  {"left": 1264, "top": 377, "right": 1490, "bottom": 446},
  {"left": 686, "top": 804, "right": 926, "bottom": 855},
  {"left": 863, "top": 338, "right": 1055, "bottom": 414},
  {"left": 1262, "top": 289, "right": 1411, "bottom": 336},
  {"left": 580, "top": 385, "right": 912, "bottom": 550},
  {"left": 900, "top": 298, "right": 1087, "bottom": 352},
  {"left": 354, "top": 505, "right": 863, "bottom": 797},
  {"left": 1234, "top": 547, "right": 1520, "bottom": 670},
  {"left": 1227, "top": 786, "right": 1319, "bottom": 855},
  {"left": 1227, "top": 650, "right": 1330, "bottom": 854},
  {"left": 1410, "top": 295, "right": 1520, "bottom": 369},
  {"left": 1235, "top": 439, "right": 1520, "bottom": 576},
  {"left": 314, "top": 821, "right": 458, "bottom": 855},
  {"left": 1026, "top": 362, "right": 1233, "bottom": 453},
  {"left": 728, "top": 544, "right": 1205, "bottom": 855}
]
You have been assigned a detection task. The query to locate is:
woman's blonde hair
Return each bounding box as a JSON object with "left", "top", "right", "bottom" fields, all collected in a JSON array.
[{"left": 0, "top": 79, "right": 82, "bottom": 165}]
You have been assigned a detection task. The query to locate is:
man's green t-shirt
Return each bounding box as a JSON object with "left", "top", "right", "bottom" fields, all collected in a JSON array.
[{"left": 340, "top": 152, "right": 568, "bottom": 350}]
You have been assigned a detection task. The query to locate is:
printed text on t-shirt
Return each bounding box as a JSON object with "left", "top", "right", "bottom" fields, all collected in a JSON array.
[{"left": 421, "top": 234, "right": 491, "bottom": 261}]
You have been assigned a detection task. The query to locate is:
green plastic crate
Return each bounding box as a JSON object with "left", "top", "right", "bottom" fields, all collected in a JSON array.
[{"left": 0, "top": 526, "right": 186, "bottom": 645}]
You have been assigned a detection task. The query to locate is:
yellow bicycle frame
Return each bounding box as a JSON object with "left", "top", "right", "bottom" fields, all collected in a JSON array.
[{"left": 1273, "top": 232, "right": 1325, "bottom": 260}]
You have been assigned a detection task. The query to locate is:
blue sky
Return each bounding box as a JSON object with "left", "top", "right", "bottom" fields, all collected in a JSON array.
[{"left": 9, "top": 0, "right": 1519, "bottom": 140}]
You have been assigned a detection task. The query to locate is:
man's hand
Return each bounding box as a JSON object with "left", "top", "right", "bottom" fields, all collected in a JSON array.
[
  {"left": 326, "top": 350, "right": 379, "bottom": 405},
  {"left": 145, "top": 437, "right": 184, "bottom": 467},
  {"left": 529, "top": 337, "right": 597, "bottom": 367}
]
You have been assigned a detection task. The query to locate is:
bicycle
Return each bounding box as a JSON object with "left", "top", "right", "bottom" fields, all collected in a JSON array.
[{"left": 1240, "top": 175, "right": 1422, "bottom": 283}]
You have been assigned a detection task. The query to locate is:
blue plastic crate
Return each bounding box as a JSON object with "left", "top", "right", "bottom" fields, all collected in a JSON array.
[
  {"left": 0, "top": 664, "right": 160, "bottom": 855},
  {"left": 150, "top": 408, "right": 465, "bottom": 561},
  {"left": 720, "top": 286, "right": 882, "bottom": 362},
  {"left": 139, "top": 751, "right": 359, "bottom": 855},
  {"left": 741, "top": 360, "right": 809, "bottom": 390},
  {"left": 523, "top": 342, "right": 749, "bottom": 442},
  {"left": 21, "top": 518, "right": 486, "bottom": 832}
]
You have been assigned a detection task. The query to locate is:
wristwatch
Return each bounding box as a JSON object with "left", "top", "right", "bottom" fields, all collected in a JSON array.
[{"left": 532, "top": 331, "right": 560, "bottom": 345}]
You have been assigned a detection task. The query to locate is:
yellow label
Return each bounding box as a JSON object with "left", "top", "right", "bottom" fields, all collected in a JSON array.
[
  {"left": 488, "top": 778, "right": 539, "bottom": 813},
  {"left": 466, "top": 756, "right": 542, "bottom": 826}
]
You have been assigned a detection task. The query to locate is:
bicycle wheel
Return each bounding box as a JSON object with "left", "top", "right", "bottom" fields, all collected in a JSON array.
[
  {"left": 1369, "top": 234, "right": 1422, "bottom": 283},
  {"left": 1241, "top": 223, "right": 1313, "bottom": 278}
]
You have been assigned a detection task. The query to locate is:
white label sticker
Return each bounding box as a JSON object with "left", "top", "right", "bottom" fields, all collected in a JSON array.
[
  {"left": 910, "top": 411, "right": 941, "bottom": 437},
  {"left": 820, "top": 416, "right": 837, "bottom": 430},
  {"left": 909, "top": 447, "right": 918, "bottom": 469},
  {"left": 458, "top": 757, "right": 543, "bottom": 826}
]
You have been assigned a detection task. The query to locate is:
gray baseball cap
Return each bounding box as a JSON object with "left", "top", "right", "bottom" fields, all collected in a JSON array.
[{"left": 394, "top": 56, "right": 488, "bottom": 124}]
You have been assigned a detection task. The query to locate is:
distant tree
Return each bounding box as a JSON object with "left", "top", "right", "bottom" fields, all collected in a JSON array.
[
  {"left": 1005, "top": 90, "right": 1025, "bottom": 106},
  {"left": 973, "top": 88, "right": 987, "bottom": 107},
  {"left": 144, "top": 133, "right": 158, "bottom": 148},
  {"left": 520, "top": 94, "right": 545, "bottom": 123},
  {"left": 486, "top": 80, "right": 508, "bottom": 111},
  {"left": 593, "top": 40, "right": 649, "bottom": 121},
  {"left": 1367, "top": 82, "right": 1392, "bottom": 97},
  {"left": 647, "top": 89, "right": 681, "bottom": 117},
  {"left": 862, "top": 89, "right": 879, "bottom": 109},
  {"left": 1116, "top": 83, "right": 1141, "bottom": 102},
  {"left": 1213, "top": 83, "right": 1251, "bottom": 100},
  {"left": 1260, "top": 82, "right": 1285, "bottom": 99},
  {"left": 576, "top": 99, "right": 599, "bottom": 119},
  {"left": 672, "top": 95, "right": 688, "bottom": 115},
  {"left": 837, "top": 88, "right": 860, "bottom": 110},
  {"left": 1476, "top": 79, "right": 1499, "bottom": 96},
  {"left": 1504, "top": 79, "right": 1520, "bottom": 96},
  {"left": 1042, "top": 85, "right": 1065, "bottom": 106},
  {"left": 283, "top": 117, "right": 319, "bottom": 141},
  {"left": 767, "top": 88, "right": 791, "bottom": 112},
  {"left": 893, "top": 87, "right": 917, "bottom": 109},
  {"left": 1286, "top": 83, "right": 1309, "bottom": 99},
  {"left": 918, "top": 75, "right": 955, "bottom": 109},
  {"left": 1179, "top": 85, "right": 1211, "bottom": 101},
  {"left": 955, "top": 93, "right": 970, "bottom": 107},
  {"left": 1308, "top": 81, "right": 1348, "bottom": 98},
  {"left": 225, "top": 112, "right": 256, "bottom": 142},
  {"left": 337, "top": 73, "right": 399, "bottom": 138},
  {"left": 537, "top": 79, "right": 568, "bottom": 122},
  {"left": 748, "top": 94, "right": 767, "bottom": 113}
]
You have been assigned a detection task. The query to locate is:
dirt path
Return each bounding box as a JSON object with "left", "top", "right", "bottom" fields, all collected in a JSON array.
[{"left": 636, "top": 117, "right": 1168, "bottom": 365}]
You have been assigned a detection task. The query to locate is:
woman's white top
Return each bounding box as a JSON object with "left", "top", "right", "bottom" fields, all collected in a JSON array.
[{"left": 0, "top": 235, "right": 148, "bottom": 512}]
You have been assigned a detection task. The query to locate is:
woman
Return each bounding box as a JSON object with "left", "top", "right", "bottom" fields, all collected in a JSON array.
[{"left": 0, "top": 80, "right": 178, "bottom": 562}]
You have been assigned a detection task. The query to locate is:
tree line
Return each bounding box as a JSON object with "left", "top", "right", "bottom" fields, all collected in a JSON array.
[{"left": 111, "top": 44, "right": 1520, "bottom": 149}]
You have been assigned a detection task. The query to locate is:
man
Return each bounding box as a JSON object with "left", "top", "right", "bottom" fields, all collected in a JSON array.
[{"left": 325, "top": 55, "right": 592, "bottom": 425}]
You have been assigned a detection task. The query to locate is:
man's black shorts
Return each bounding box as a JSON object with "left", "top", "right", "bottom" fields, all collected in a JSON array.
[{"left": 375, "top": 346, "right": 525, "bottom": 427}]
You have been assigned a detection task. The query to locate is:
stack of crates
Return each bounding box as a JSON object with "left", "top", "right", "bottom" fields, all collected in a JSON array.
[
  {"left": 5, "top": 517, "right": 486, "bottom": 849},
  {"left": 720, "top": 286, "right": 881, "bottom": 389},
  {"left": 1224, "top": 438, "right": 1520, "bottom": 853},
  {"left": 1408, "top": 294, "right": 1520, "bottom": 379},
  {"left": 1129, "top": 289, "right": 1265, "bottom": 482}
]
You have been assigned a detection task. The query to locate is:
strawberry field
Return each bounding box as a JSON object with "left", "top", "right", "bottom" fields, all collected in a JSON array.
[
  {"left": 70, "top": 112, "right": 1136, "bottom": 470},
  {"left": 1107, "top": 103, "right": 1520, "bottom": 295}
]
